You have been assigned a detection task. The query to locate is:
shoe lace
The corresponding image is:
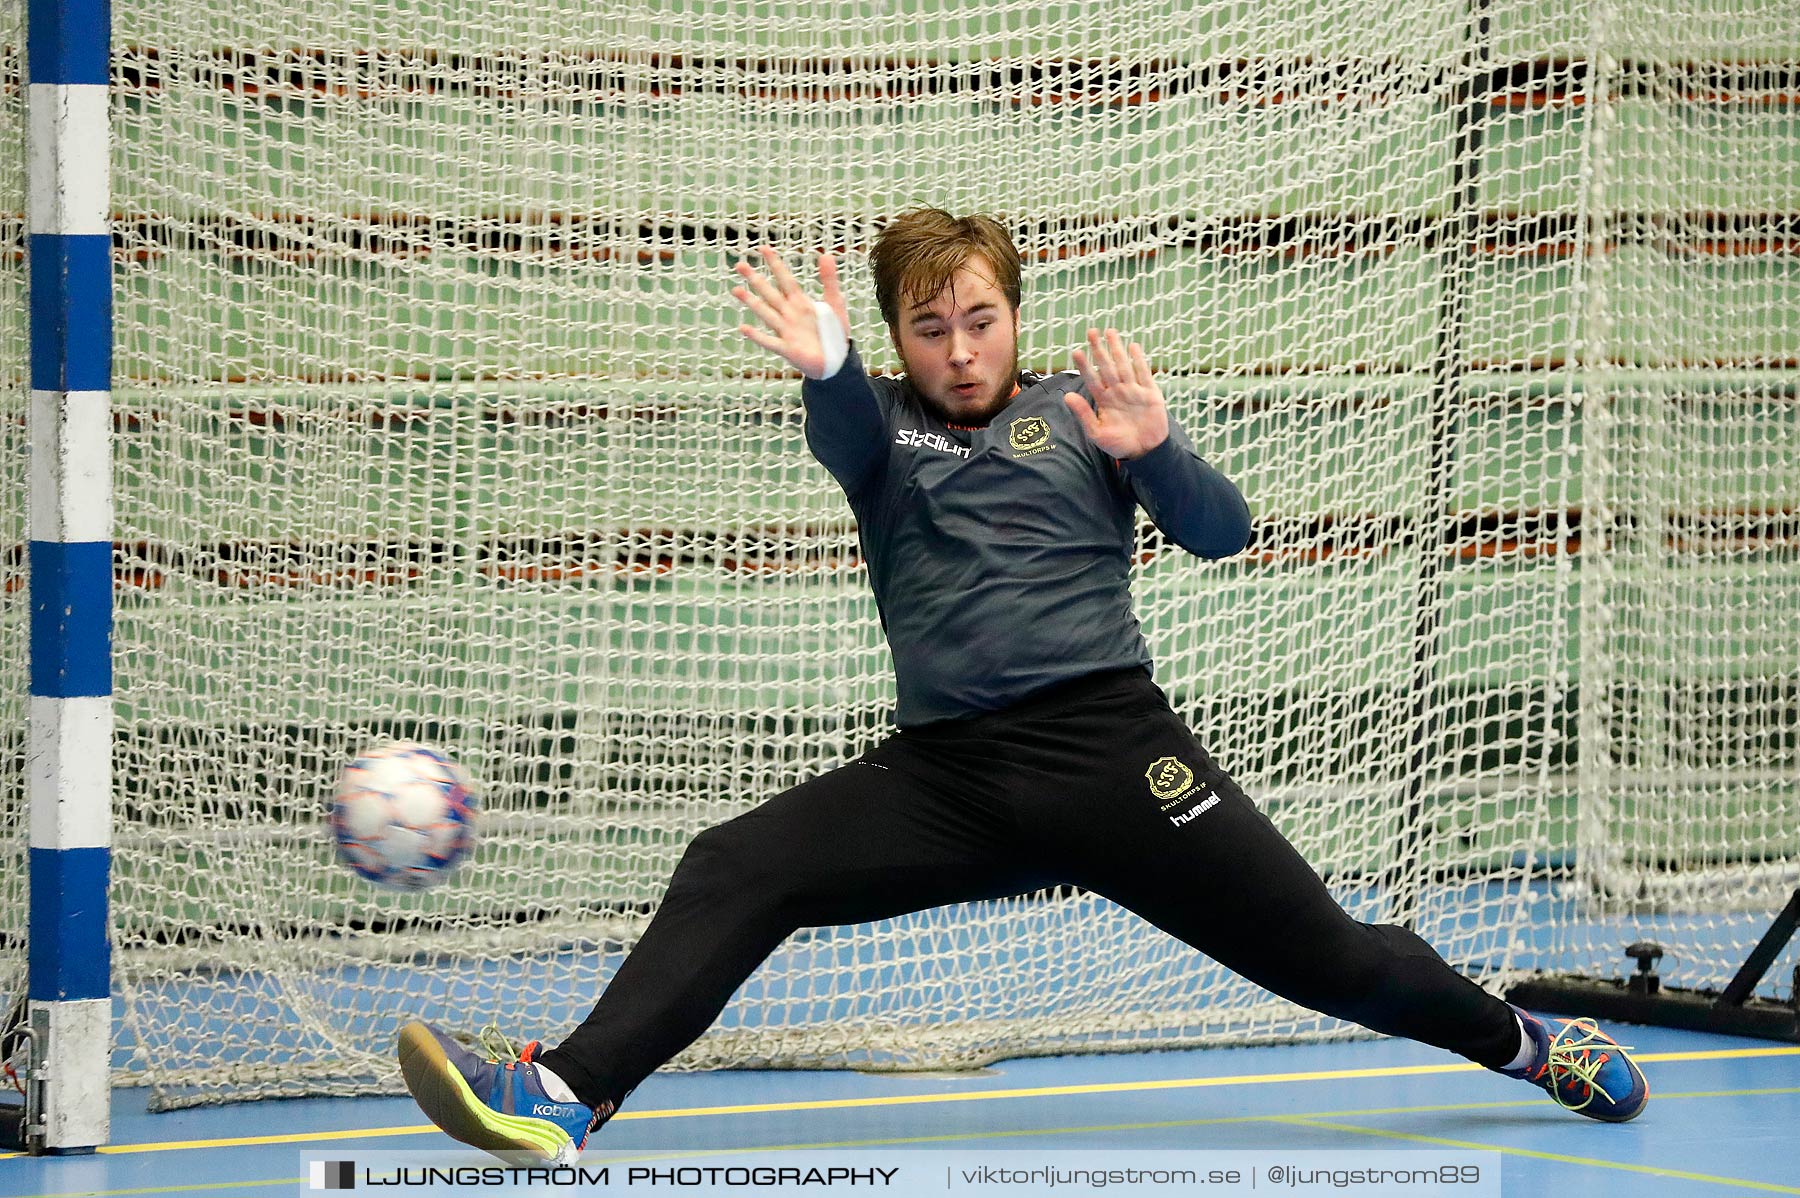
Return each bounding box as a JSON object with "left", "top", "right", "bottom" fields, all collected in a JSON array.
[
  {"left": 1541, "top": 1019, "right": 1632, "bottom": 1113},
  {"left": 479, "top": 1022, "right": 608, "bottom": 1135},
  {"left": 478, "top": 1023, "right": 524, "bottom": 1065}
]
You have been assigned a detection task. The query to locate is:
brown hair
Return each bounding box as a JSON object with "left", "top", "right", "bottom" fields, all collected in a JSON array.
[{"left": 870, "top": 208, "right": 1022, "bottom": 330}]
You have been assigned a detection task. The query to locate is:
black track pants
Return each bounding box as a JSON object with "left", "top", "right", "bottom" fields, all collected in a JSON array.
[{"left": 536, "top": 668, "right": 1521, "bottom": 1110}]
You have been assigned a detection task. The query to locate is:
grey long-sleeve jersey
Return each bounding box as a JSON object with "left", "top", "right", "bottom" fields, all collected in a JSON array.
[{"left": 803, "top": 344, "right": 1251, "bottom": 727}]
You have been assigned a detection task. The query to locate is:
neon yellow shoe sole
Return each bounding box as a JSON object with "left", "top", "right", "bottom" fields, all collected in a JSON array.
[{"left": 397, "top": 1020, "right": 591, "bottom": 1165}]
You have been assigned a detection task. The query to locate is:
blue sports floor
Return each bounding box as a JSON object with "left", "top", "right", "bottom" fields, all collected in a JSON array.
[{"left": 4, "top": 1026, "right": 1797, "bottom": 1197}]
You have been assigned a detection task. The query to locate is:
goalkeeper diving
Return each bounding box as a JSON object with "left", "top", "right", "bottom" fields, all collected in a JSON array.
[{"left": 395, "top": 209, "right": 1648, "bottom": 1164}]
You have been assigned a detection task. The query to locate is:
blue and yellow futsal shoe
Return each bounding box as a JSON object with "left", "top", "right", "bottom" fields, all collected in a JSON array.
[
  {"left": 397, "top": 1021, "right": 611, "bottom": 1164},
  {"left": 1503, "top": 1005, "right": 1649, "bottom": 1122}
]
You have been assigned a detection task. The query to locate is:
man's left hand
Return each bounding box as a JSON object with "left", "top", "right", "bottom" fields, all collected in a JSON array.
[{"left": 1066, "top": 328, "right": 1170, "bottom": 461}]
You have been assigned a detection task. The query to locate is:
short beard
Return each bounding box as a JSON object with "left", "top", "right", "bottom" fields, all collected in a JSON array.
[{"left": 904, "top": 344, "right": 1020, "bottom": 428}]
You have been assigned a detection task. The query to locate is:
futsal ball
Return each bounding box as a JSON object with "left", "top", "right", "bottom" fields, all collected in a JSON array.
[{"left": 330, "top": 742, "right": 477, "bottom": 890}]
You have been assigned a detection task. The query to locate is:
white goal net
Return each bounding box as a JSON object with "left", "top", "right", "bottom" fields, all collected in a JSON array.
[{"left": 1, "top": 0, "right": 1795, "bottom": 1108}]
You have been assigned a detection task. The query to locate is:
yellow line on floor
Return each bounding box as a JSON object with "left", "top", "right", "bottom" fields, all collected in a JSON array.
[
  {"left": 592, "top": 1087, "right": 1800, "bottom": 1162},
  {"left": 12, "top": 1089, "right": 1800, "bottom": 1198},
  {"left": 585, "top": 1044, "right": 1800, "bottom": 1124},
  {"left": 1638, "top": 1047, "right": 1800, "bottom": 1063},
  {"left": 1276, "top": 1115, "right": 1800, "bottom": 1195},
  {"left": 5, "top": 1044, "right": 1794, "bottom": 1159},
  {"left": 15, "top": 1180, "right": 301, "bottom": 1198}
]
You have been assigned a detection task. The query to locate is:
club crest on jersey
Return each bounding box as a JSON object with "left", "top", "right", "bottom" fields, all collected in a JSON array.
[
  {"left": 1008, "top": 415, "right": 1054, "bottom": 456},
  {"left": 1145, "top": 755, "right": 1197, "bottom": 807}
]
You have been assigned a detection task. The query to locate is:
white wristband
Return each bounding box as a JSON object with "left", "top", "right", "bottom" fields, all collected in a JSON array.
[{"left": 812, "top": 301, "right": 848, "bottom": 379}]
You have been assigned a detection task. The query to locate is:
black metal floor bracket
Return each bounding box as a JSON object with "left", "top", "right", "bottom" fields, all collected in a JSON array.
[{"left": 1506, "top": 888, "right": 1800, "bottom": 1043}]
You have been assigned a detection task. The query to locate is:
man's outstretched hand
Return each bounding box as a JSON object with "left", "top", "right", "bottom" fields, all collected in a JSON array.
[
  {"left": 1067, "top": 328, "right": 1170, "bottom": 461},
  {"left": 732, "top": 247, "right": 851, "bottom": 380}
]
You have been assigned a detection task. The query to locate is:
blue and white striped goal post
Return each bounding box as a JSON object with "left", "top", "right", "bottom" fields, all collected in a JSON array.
[{"left": 25, "top": 0, "right": 113, "bottom": 1154}]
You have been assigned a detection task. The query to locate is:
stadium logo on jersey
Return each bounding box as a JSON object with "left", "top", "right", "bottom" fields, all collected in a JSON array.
[
  {"left": 1145, "top": 755, "right": 1197, "bottom": 808},
  {"left": 1008, "top": 415, "right": 1054, "bottom": 456},
  {"left": 896, "top": 428, "right": 972, "bottom": 459}
]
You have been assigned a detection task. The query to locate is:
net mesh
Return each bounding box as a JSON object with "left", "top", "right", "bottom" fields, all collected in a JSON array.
[
  {"left": 0, "top": 0, "right": 26, "bottom": 1051},
  {"left": 4, "top": 0, "right": 1796, "bottom": 1107}
]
